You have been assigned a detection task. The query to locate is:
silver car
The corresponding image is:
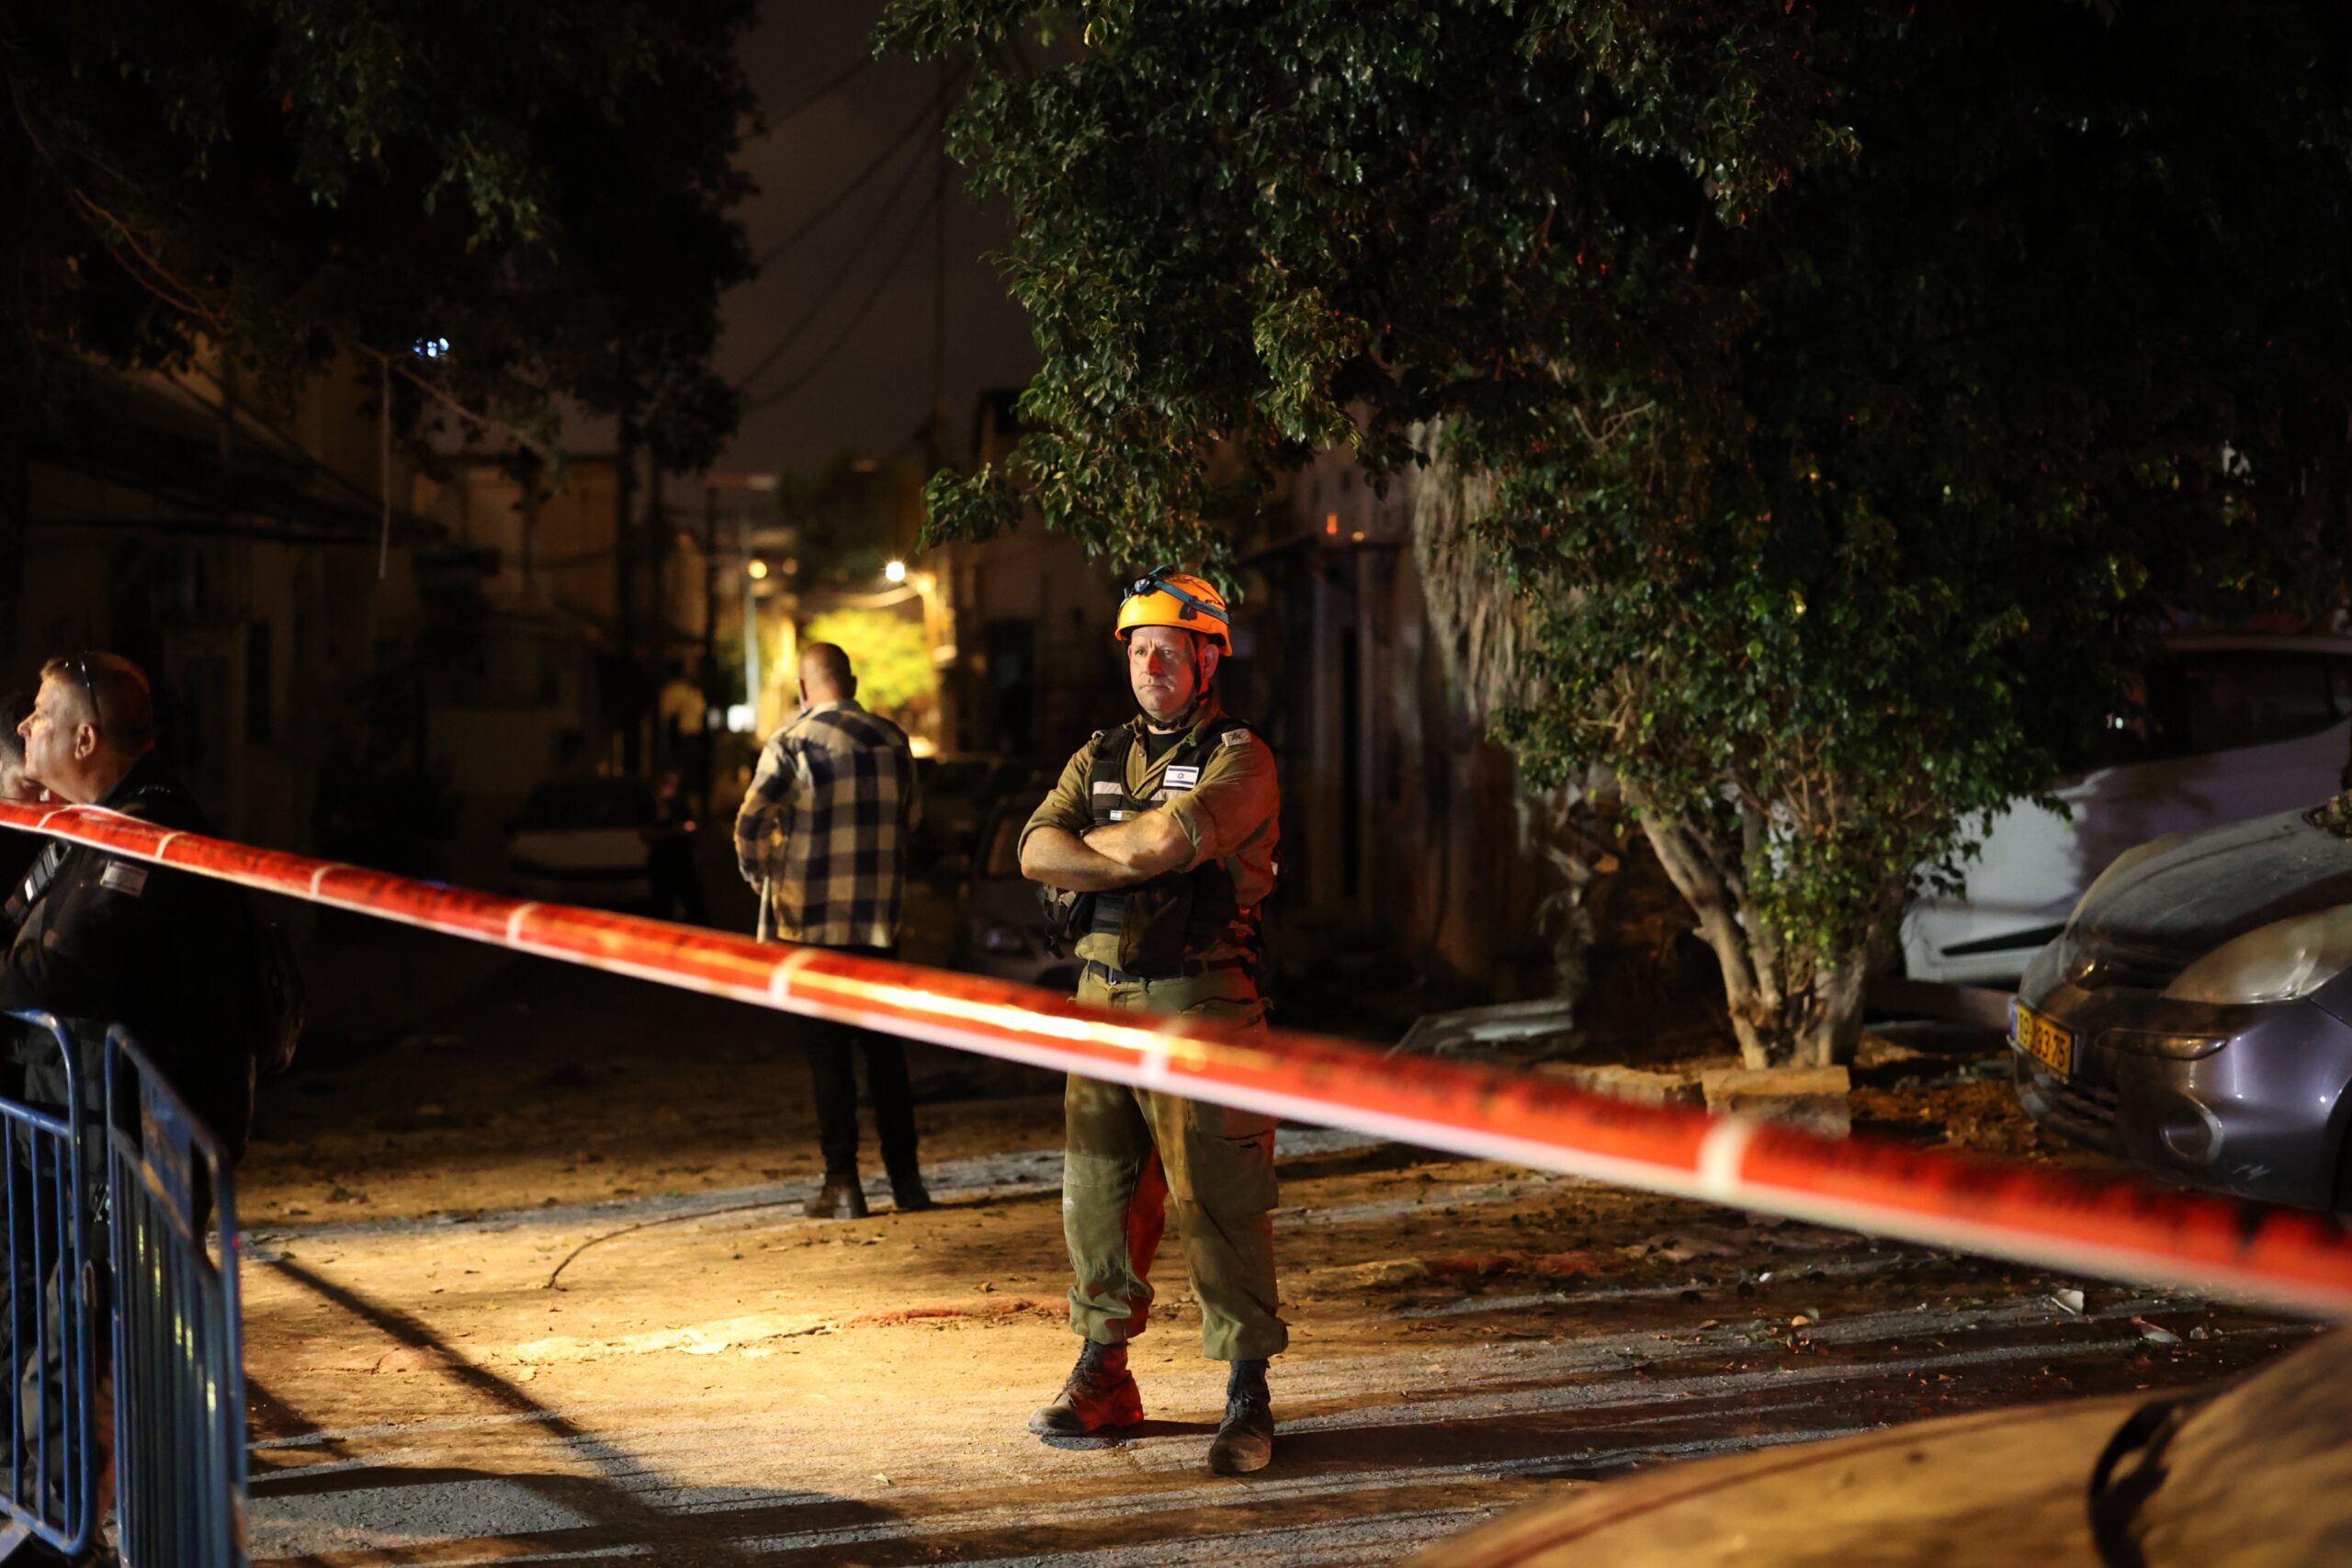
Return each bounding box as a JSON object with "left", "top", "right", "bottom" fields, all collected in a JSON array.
[
  {"left": 1908, "top": 632, "right": 2352, "bottom": 987},
  {"left": 2012, "top": 806, "right": 2352, "bottom": 1212}
]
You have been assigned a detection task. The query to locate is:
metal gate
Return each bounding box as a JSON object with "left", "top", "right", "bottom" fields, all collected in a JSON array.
[
  {"left": 107, "top": 1027, "right": 247, "bottom": 1568},
  {"left": 0, "top": 1010, "right": 99, "bottom": 1562}
]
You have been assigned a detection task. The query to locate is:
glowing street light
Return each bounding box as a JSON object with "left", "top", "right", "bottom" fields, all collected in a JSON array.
[
  {"left": 747, "top": 559, "right": 769, "bottom": 581},
  {"left": 884, "top": 559, "right": 908, "bottom": 584}
]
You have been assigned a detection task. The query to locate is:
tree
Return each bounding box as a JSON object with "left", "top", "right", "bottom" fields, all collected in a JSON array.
[
  {"left": 803, "top": 605, "right": 936, "bottom": 720},
  {"left": 886, "top": 0, "right": 2352, "bottom": 1066},
  {"left": 1, "top": 0, "right": 758, "bottom": 468}
]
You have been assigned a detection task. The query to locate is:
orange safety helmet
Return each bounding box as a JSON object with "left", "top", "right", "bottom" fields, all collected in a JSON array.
[{"left": 1115, "top": 567, "right": 1232, "bottom": 655}]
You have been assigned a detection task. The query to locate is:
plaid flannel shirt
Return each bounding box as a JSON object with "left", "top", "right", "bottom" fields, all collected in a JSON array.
[{"left": 734, "top": 700, "right": 919, "bottom": 947}]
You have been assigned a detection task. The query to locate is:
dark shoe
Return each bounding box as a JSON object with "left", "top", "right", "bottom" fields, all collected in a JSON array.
[
  {"left": 1027, "top": 1340, "right": 1142, "bottom": 1436},
  {"left": 888, "top": 1168, "right": 935, "bottom": 1213},
  {"left": 803, "top": 1177, "right": 868, "bottom": 1220},
  {"left": 1207, "top": 1358, "right": 1273, "bottom": 1474}
]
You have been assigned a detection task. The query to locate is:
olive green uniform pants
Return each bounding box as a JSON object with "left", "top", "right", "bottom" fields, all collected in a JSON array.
[{"left": 1062, "top": 967, "right": 1287, "bottom": 1362}]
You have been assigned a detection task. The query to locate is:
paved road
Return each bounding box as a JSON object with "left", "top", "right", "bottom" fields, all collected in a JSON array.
[
  {"left": 228, "top": 946, "right": 2320, "bottom": 1564},
  {"left": 239, "top": 1129, "right": 2312, "bottom": 1564}
]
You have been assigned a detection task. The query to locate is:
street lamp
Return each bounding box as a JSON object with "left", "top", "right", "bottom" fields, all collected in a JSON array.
[
  {"left": 747, "top": 558, "right": 769, "bottom": 581},
  {"left": 884, "top": 558, "right": 908, "bottom": 584}
]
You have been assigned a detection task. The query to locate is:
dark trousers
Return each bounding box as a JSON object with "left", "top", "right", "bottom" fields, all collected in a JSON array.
[
  {"left": 800, "top": 943, "right": 920, "bottom": 1179},
  {"left": 650, "top": 840, "right": 707, "bottom": 924}
]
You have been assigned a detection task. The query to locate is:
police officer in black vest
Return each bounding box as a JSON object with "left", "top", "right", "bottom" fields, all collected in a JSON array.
[{"left": 1018, "top": 568, "right": 1286, "bottom": 1474}]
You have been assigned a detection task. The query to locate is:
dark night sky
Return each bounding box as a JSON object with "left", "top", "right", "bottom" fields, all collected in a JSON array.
[{"left": 716, "top": 2, "right": 1041, "bottom": 477}]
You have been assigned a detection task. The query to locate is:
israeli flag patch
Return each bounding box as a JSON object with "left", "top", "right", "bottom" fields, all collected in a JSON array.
[{"left": 1164, "top": 765, "right": 1201, "bottom": 790}]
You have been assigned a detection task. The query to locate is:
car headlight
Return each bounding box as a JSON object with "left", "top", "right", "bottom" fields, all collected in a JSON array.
[
  {"left": 2068, "top": 834, "right": 2184, "bottom": 929},
  {"left": 2098, "top": 1029, "right": 2227, "bottom": 1060},
  {"left": 2163, "top": 906, "right": 2352, "bottom": 1005}
]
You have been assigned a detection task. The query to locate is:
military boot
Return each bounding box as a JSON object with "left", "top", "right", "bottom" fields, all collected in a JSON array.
[
  {"left": 1027, "top": 1340, "right": 1143, "bottom": 1436},
  {"left": 1206, "top": 1357, "right": 1273, "bottom": 1474},
  {"left": 804, "top": 1175, "right": 868, "bottom": 1220},
  {"left": 888, "top": 1164, "right": 935, "bottom": 1213}
]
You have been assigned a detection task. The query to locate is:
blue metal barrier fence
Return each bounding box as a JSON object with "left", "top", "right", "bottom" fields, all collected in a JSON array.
[
  {"left": 0, "top": 1011, "right": 99, "bottom": 1562},
  {"left": 107, "top": 1028, "right": 246, "bottom": 1568}
]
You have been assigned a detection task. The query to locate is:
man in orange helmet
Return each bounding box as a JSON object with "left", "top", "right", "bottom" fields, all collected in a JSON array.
[{"left": 1018, "top": 567, "right": 1285, "bottom": 1474}]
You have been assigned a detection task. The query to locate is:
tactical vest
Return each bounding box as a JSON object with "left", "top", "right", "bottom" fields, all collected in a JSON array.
[{"left": 1083, "top": 718, "right": 1264, "bottom": 978}]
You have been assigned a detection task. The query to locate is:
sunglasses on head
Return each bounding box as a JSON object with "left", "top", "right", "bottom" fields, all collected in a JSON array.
[{"left": 68, "top": 654, "right": 103, "bottom": 732}]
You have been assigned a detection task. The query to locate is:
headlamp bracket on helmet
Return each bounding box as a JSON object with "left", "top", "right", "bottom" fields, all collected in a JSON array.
[{"left": 1121, "top": 566, "right": 1229, "bottom": 632}]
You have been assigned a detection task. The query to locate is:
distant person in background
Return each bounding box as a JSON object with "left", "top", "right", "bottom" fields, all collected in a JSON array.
[
  {"left": 0, "top": 690, "right": 50, "bottom": 912},
  {"left": 734, "top": 643, "right": 930, "bottom": 1219},
  {"left": 0, "top": 691, "right": 38, "bottom": 805},
  {"left": 648, "top": 768, "right": 707, "bottom": 924}
]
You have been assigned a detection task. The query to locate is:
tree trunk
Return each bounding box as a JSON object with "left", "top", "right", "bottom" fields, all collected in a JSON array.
[
  {"left": 1791, "top": 950, "right": 1872, "bottom": 1068},
  {"left": 1408, "top": 425, "right": 1600, "bottom": 1003},
  {"left": 1629, "top": 784, "right": 1894, "bottom": 1070},
  {"left": 1627, "top": 791, "right": 1776, "bottom": 1069}
]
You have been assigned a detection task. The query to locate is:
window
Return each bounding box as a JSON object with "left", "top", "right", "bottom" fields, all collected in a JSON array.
[
  {"left": 2161, "top": 652, "right": 2348, "bottom": 755},
  {"left": 245, "top": 622, "right": 273, "bottom": 745},
  {"left": 2077, "top": 650, "right": 2352, "bottom": 771},
  {"left": 516, "top": 779, "right": 654, "bottom": 830}
]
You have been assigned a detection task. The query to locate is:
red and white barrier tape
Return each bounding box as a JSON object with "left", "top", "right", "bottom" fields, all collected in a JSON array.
[{"left": 6, "top": 798, "right": 2350, "bottom": 1315}]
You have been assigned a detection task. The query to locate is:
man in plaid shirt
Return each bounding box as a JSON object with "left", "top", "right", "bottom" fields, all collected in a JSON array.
[{"left": 734, "top": 643, "right": 928, "bottom": 1219}]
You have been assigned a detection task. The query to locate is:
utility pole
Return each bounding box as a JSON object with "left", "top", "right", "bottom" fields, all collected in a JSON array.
[
  {"left": 928, "top": 60, "right": 949, "bottom": 473},
  {"left": 701, "top": 483, "right": 721, "bottom": 807},
  {"left": 519, "top": 451, "right": 542, "bottom": 601},
  {"left": 741, "top": 509, "right": 763, "bottom": 738},
  {"left": 615, "top": 403, "right": 641, "bottom": 775},
  {"left": 647, "top": 463, "right": 668, "bottom": 771}
]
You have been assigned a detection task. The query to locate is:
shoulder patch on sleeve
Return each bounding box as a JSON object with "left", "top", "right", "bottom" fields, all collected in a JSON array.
[
  {"left": 1221, "top": 728, "right": 1250, "bottom": 749},
  {"left": 99, "top": 862, "right": 149, "bottom": 897}
]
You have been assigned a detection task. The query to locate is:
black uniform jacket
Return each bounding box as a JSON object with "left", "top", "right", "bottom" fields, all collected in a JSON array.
[{"left": 0, "top": 753, "right": 254, "bottom": 1153}]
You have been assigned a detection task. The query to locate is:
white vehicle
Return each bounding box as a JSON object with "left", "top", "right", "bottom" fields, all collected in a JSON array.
[{"left": 1902, "top": 632, "right": 2352, "bottom": 986}]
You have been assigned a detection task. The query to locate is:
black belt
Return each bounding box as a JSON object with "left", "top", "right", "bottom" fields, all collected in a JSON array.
[{"left": 1081, "top": 957, "right": 1250, "bottom": 987}]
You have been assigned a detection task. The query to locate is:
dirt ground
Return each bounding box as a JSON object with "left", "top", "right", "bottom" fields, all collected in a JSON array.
[{"left": 232, "top": 934, "right": 2323, "bottom": 1565}]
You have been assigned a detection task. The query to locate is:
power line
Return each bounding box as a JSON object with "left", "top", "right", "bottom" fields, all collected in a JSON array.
[
  {"left": 770, "top": 52, "right": 876, "bottom": 128},
  {"left": 745, "top": 183, "right": 942, "bottom": 412},
  {"left": 754, "top": 94, "right": 939, "bottom": 271},
  {"left": 730, "top": 96, "right": 941, "bottom": 394}
]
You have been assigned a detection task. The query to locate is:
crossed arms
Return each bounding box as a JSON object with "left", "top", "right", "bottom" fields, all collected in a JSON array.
[{"left": 1020, "top": 812, "right": 1192, "bottom": 892}]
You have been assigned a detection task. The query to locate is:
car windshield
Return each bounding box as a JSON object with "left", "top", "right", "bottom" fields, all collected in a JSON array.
[
  {"left": 517, "top": 779, "right": 654, "bottom": 830},
  {"left": 918, "top": 759, "right": 995, "bottom": 795},
  {"left": 981, "top": 810, "right": 1023, "bottom": 878},
  {"left": 2067, "top": 649, "right": 2352, "bottom": 771}
]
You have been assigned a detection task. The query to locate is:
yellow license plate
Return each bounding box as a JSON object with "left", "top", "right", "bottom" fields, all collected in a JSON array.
[{"left": 2011, "top": 999, "right": 2074, "bottom": 1077}]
